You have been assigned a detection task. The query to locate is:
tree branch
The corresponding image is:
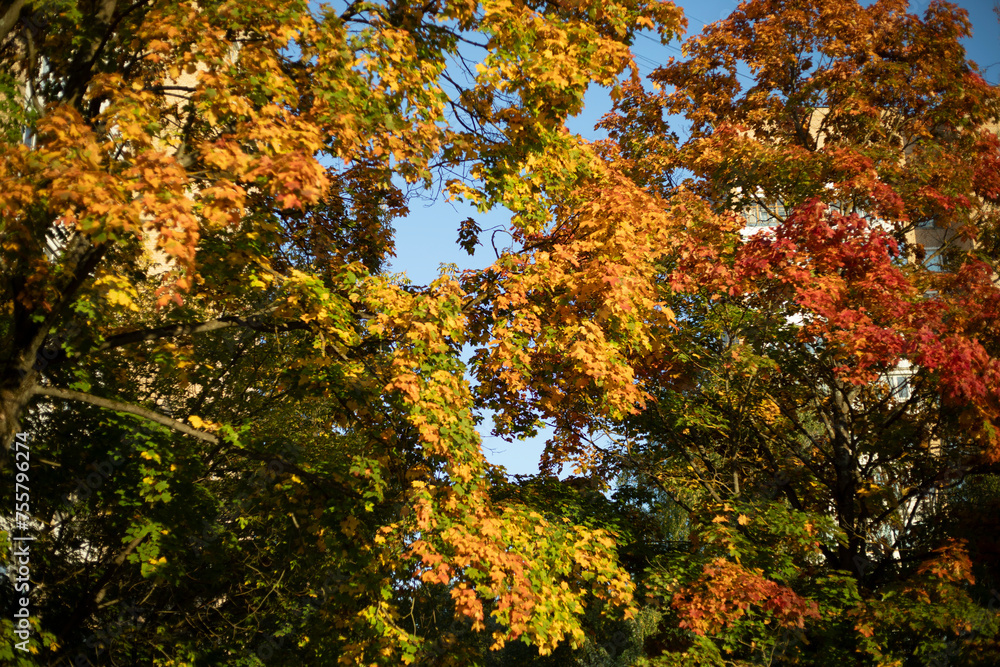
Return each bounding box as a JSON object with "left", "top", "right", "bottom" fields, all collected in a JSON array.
[
  {"left": 95, "top": 315, "right": 311, "bottom": 352},
  {"left": 15, "top": 237, "right": 106, "bottom": 378},
  {"left": 0, "top": 0, "right": 26, "bottom": 43},
  {"left": 54, "top": 529, "right": 148, "bottom": 655},
  {"left": 32, "top": 386, "right": 218, "bottom": 444},
  {"left": 62, "top": 0, "right": 118, "bottom": 110}
]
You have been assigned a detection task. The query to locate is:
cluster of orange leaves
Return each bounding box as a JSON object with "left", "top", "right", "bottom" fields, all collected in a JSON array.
[
  {"left": 364, "top": 273, "right": 634, "bottom": 653},
  {"left": 471, "top": 168, "right": 732, "bottom": 470},
  {"left": 672, "top": 558, "right": 821, "bottom": 636}
]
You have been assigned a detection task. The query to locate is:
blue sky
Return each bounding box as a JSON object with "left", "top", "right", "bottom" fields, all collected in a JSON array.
[{"left": 387, "top": 0, "right": 1000, "bottom": 477}]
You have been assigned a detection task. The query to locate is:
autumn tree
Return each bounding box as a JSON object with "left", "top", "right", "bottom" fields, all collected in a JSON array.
[
  {"left": 583, "top": 0, "right": 1000, "bottom": 664},
  {"left": 5, "top": 0, "right": 998, "bottom": 663},
  {"left": 0, "top": 0, "right": 698, "bottom": 663}
]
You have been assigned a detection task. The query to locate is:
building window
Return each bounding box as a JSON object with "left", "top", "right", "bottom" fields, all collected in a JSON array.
[
  {"left": 744, "top": 202, "right": 786, "bottom": 227},
  {"left": 885, "top": 372, "right": 911, "bottom": 401},
  {"left": 923, "top": 246, "right": 943, "bottom": 272}
]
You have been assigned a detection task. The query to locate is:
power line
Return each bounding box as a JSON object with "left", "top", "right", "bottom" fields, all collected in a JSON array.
[{"left": 634, "top": 32, "right": 756, "bottom": 84}]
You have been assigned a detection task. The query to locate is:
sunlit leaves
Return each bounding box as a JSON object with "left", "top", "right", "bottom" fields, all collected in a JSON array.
[
  {"left": 600, "top": 0, "right": 1000, "bottom": 664},
  {"left": 1, "top": 0, "right": 696, "bottom": 662}
]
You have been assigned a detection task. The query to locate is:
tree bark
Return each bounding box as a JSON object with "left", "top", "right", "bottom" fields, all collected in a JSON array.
[{"left": 33, "top": 386, "right": 219, "bottom": 444}]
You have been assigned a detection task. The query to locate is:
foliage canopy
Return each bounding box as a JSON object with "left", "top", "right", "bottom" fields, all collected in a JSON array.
[{"left": 1, "top": 0, "right": 999, "bottom": 665}]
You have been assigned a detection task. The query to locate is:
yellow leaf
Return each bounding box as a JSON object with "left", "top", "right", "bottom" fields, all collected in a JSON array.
[{"left": 340, "top": 515, "right": 360, "bottom": 537}]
